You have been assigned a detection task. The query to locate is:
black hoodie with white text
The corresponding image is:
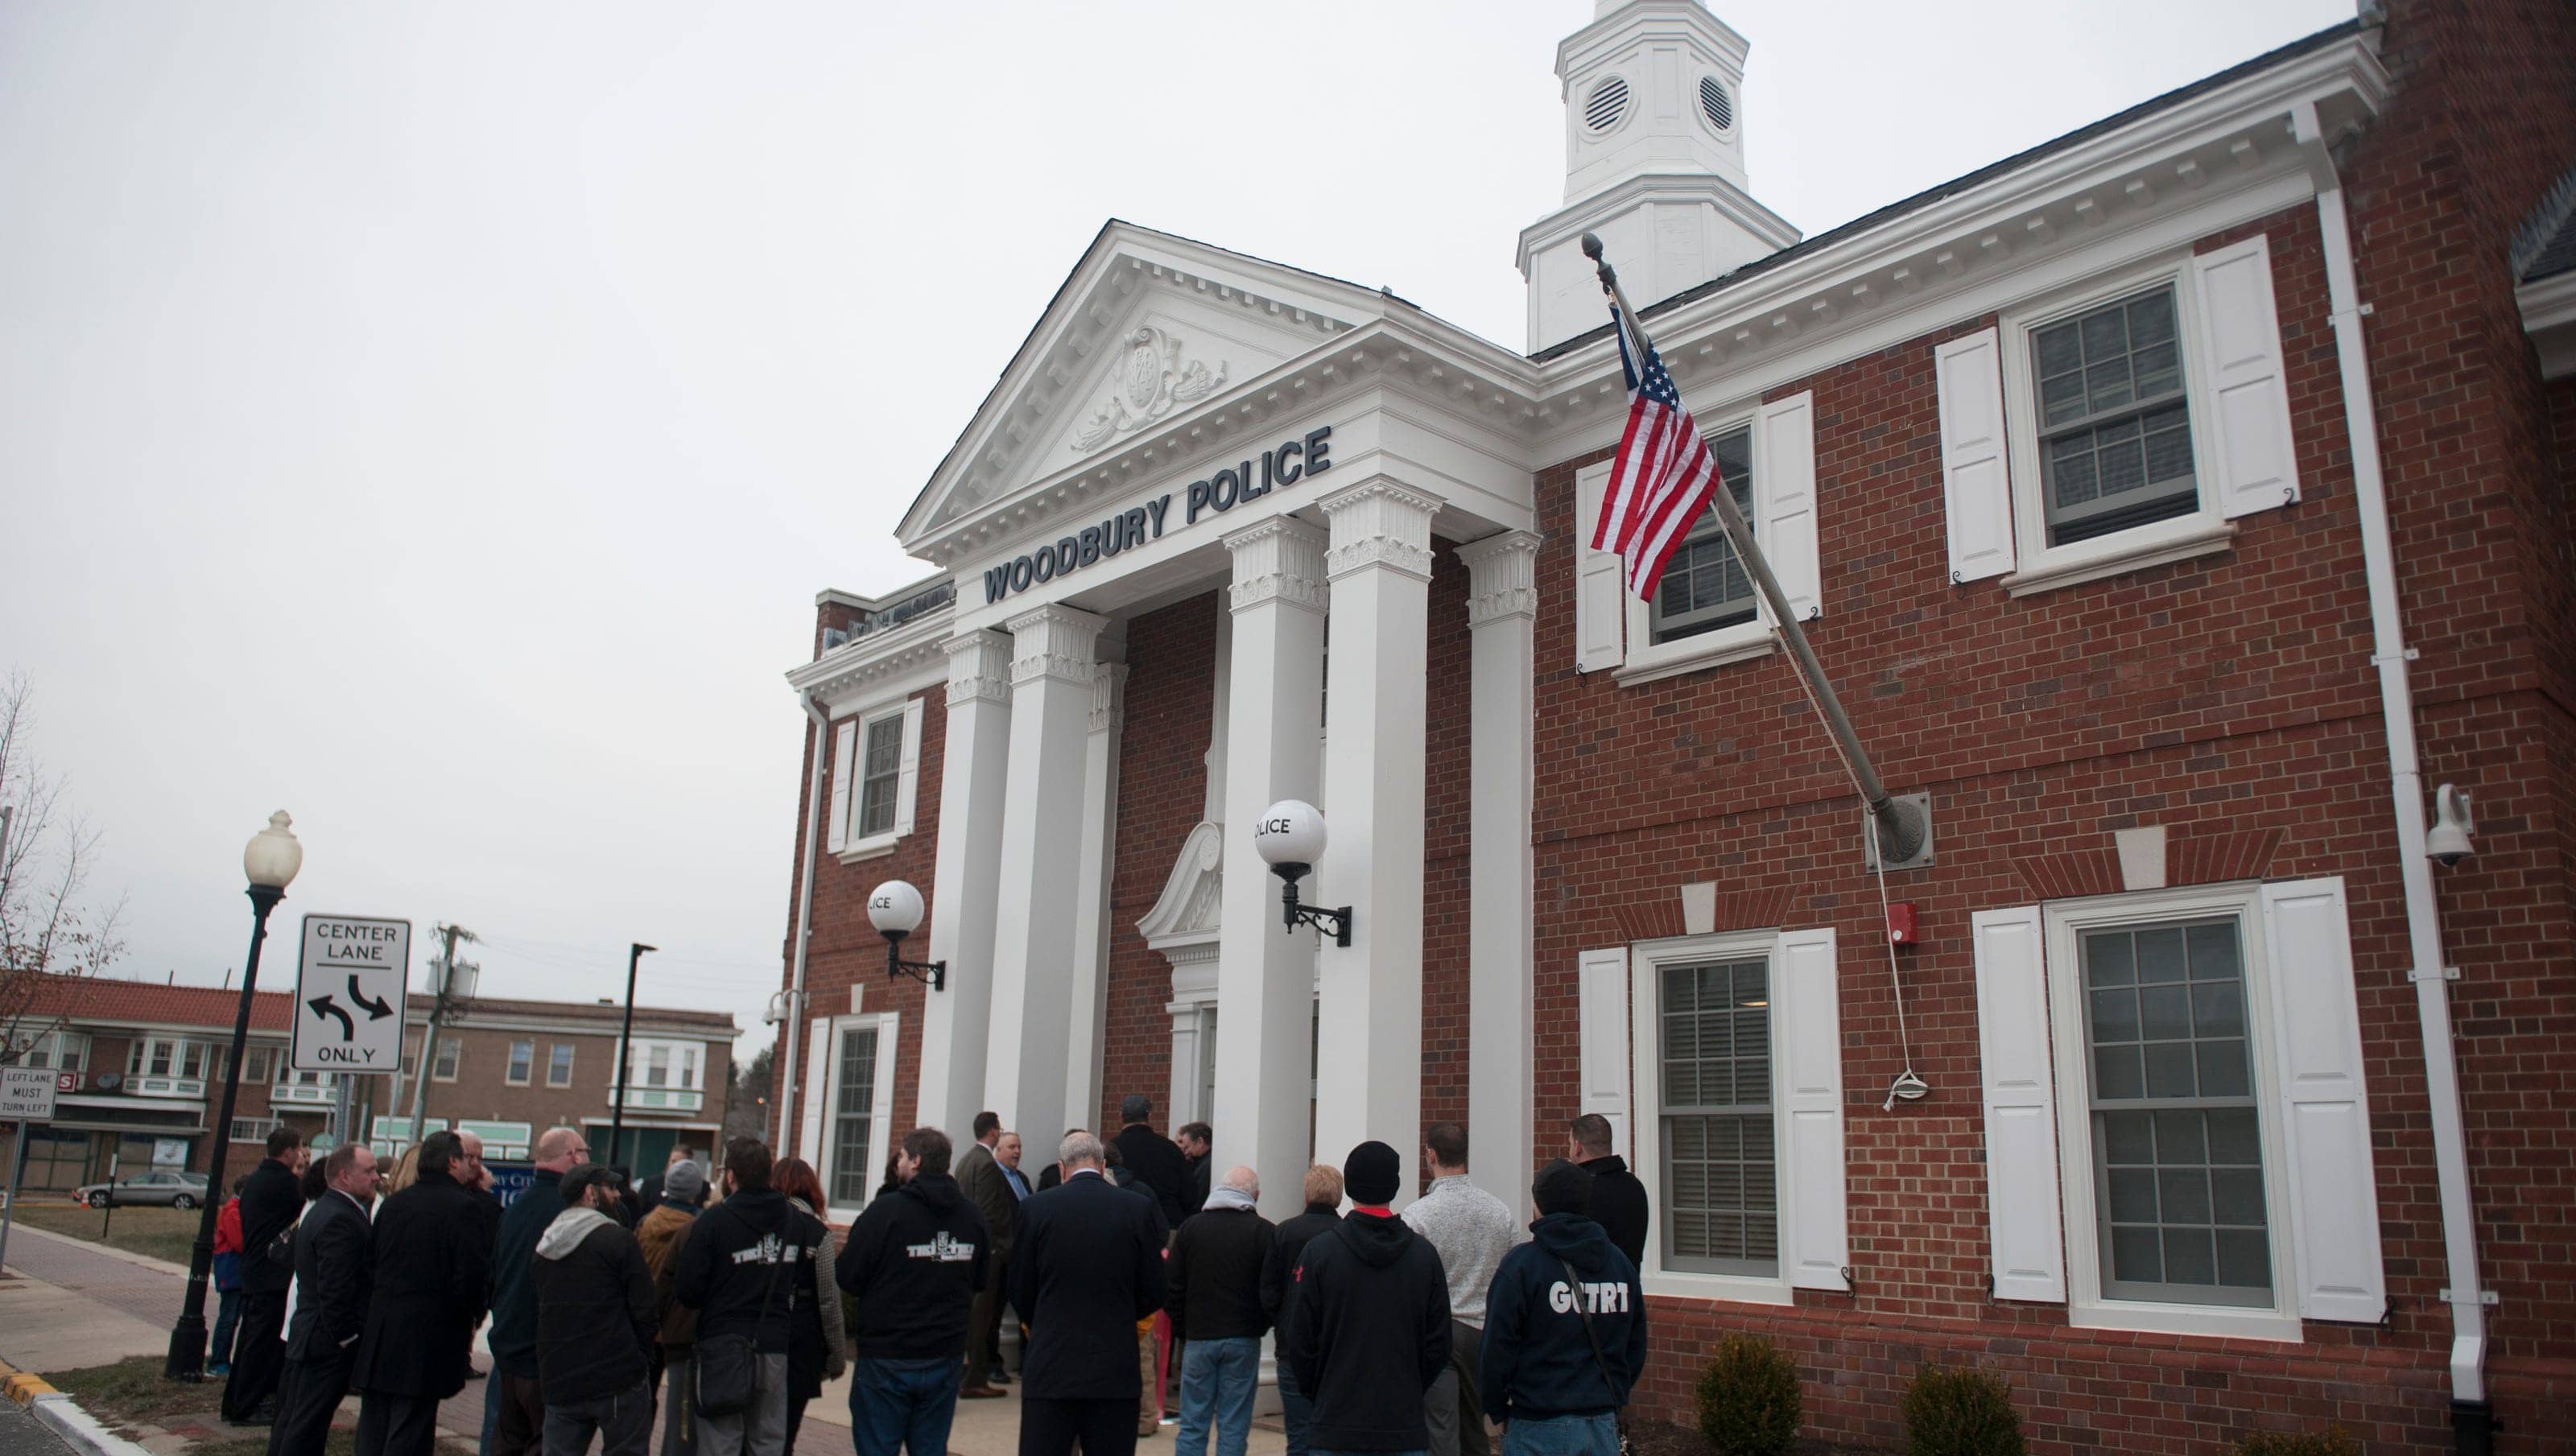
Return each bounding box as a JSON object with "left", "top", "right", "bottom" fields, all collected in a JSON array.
[
  {"left": 1477, "top": 1212, "right": 1646, "bottom": 1423},
  {"left": 834, "top": 1172, "right": 990, "bottom": 1361}
]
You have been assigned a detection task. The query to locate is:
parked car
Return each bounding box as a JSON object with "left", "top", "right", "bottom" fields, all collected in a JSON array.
[{"left": 72, "top": 1170, "right": 210, "bottom": 1209}]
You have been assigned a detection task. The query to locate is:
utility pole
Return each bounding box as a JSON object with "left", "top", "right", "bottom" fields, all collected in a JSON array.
[{"left": 407, "top": 922, "right": 477, "bottom": 1147}]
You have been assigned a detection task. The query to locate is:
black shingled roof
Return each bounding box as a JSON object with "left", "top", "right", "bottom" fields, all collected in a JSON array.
[{"left": 1527, "top": 18, "right": 2366, "bottom": 363}]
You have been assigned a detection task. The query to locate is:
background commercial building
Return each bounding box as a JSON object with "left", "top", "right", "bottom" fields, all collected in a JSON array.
[{"left": 774, "top": 2, "right": 2576, "bottom": 1449}]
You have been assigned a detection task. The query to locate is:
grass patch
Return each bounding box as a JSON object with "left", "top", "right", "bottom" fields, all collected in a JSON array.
[
  {"left": 47, "top": 1356, "right": 221, "bottom": 1427},
  {"left": 9, "top": 1205, "right": 203, "bottom": 1265}
]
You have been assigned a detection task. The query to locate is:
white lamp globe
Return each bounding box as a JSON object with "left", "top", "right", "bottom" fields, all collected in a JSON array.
[
  {"left": 868, "top": 880, "right": 927, "bottom": 938},
  {"left": 1252, "top": 800, "right": 1327, "bottom": 870},
  {"left": 243, "top": 810, "right": 303, "bottom": 891}
]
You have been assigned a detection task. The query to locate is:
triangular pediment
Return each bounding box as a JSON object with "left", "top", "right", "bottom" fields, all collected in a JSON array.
[{"left": 899, "top": 221, "right": 1391, "bottom": 547}]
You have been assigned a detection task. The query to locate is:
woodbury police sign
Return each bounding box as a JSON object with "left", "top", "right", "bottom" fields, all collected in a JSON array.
[
  {"left": 980, "top": 424, "right": 1334, "bottom": 605},
  {"left": 291, "top": 914, "right": 411, "bottom": 1073}
]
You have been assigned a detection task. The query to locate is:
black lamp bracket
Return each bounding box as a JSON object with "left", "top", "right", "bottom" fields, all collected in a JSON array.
[
  {"left": 1271, "top": 864, "right": 1352, "bottom": 948},
  {"left": 880, "top": 932, "right": 947, "bottom": 992}
]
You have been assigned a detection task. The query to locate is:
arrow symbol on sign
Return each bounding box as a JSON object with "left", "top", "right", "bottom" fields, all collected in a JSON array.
[
  {"left": 307, "top": 995, "right": 355, "bottom": 1041},
  {"left": 346, "top": 976, "right": 393, "bottom": 1021}
]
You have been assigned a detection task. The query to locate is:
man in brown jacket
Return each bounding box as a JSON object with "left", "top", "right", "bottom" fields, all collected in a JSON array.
[
  {"left": 639, "top": 1159, "right": 708, "bottom": 1456},
  {"left": 953, "top": 1112, "right": 1017, "bottom": 1397}
]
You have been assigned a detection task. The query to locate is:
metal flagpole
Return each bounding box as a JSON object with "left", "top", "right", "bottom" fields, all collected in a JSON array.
[{"left": 1583, "top": 232, "right": 1927, "bottom": 864}]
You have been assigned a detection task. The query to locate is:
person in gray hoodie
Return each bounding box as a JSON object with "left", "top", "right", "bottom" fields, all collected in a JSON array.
[{"left": 533, "top": 1165, "right": 658, "bottom": 1456}]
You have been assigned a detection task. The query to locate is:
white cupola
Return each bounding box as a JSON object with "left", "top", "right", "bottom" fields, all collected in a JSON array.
[{"left": 1517, "top": 0, "right": 1801, "bottom": 353}]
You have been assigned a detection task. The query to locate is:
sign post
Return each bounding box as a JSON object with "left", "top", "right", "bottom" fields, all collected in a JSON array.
[
  {"left": 0, "top": 1066, "right": 58, "bottom": 1272},
  {"left": 292, "top": 916, "right": 411, "bottom": 1083}
]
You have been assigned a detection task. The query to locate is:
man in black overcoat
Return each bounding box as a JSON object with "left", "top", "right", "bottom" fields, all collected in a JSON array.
[
  {"left": 223, "top": 1125, "right": 309, "bottom": 1424},
  {"left": 350, "top": 1130, "right": 495, "bottom": 1456},
  {"left": 1011, "top": 1131, "right": 1166, "bottom": 1456},
  {"left": 267, "top": 1143, "right": 378, "bottom": 1456},
  {"left": 1108, "top": 1095, "right": 1191, "bottom": 1231}
]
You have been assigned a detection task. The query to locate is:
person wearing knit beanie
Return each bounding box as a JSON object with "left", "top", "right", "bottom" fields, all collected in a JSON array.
[
  {"left": 1282, "top": 1143, "right": 1453, "bottom": 1454},
  {"left": 1530, "top": 1159, "right": 1592, "bottom": 1219},
  {"left": 1343, "top": 1141, "right": 1402, "bottom": 1206}
]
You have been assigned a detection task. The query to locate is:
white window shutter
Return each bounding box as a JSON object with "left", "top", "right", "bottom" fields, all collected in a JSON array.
[
  {"left": 1574, "top": 463, "right": 1625, "bottom": 672},
  {"left": 1972, "top": 905, "right": 2066, "bottom": 1302},
  {"left": 826, "top": 720, "right": 857, "bottom": 854},
  {"left": 893, "top": 698, "right": 926, "bottom": 837},
  {"left": 1756, "top": 391, "right": 1820, "bottom": 622},
  {"left": 799, "top": 1017, "right": 832, "bottom": 1168},
  {"left": 1774, "top": 928, "right": 1846, "bottom": 1289},
  {"left": 1577, "top": 947, "right": 1630, "bottom": 1157},
  {"left": 2260, "top": 876, "right": 2386, "bottom": 1322},
  {"left": 2189, "top": 235, "right": 2301, "bottom": 519},
  {"left": 1934, "top": 329, "right": 2017, "bottom": 583}
]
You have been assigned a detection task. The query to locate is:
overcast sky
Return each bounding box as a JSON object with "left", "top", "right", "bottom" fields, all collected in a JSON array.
[{"left": 0, "top": 0, "right": 2349, "bottom": 1059}]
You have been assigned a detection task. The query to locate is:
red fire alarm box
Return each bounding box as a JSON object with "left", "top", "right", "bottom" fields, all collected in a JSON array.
[{"left": 1887, "top": 902, "right": 1920, "bottom": 945}]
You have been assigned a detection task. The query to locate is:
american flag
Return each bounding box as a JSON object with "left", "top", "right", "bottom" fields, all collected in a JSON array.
[{"left": 1591, "top": 304, "right": 1726, "bottom": 601}]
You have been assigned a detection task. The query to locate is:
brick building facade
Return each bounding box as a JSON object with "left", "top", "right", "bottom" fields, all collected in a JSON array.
[{"left": 775, "top": 2, "right": 2575, "bottom": 1450}]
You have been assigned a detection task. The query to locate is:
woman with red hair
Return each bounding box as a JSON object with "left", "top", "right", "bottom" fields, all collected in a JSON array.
[{"left": 771, "top": 1157, "right": 849, "bottom": 1450}]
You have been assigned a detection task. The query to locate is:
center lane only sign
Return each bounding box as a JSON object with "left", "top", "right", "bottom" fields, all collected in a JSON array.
[{"left": 292, "top": 914, "right": 411, "bottom": 1074}]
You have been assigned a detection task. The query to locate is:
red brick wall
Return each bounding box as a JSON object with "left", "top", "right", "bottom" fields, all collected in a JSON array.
[
  {"left": 1422, "top": 540, "right": 1476, "bottom": 1153},
  {"left": 782, "top": 680, "right": 944, "bottom": 1154},
  {"left": 1525, "top": 157, "right": 2575, "bottom": 1451},
  {"left": 1099, "top": 592, "right": 1221, "bottom": 1132}
]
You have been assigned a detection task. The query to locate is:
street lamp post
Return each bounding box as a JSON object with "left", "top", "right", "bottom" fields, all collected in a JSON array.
[
  {"left": 607, "top": 942, "right": 654, "bottom": 1172},
  {"left": 165, "top": 811, "right": 302, "bottom": 1382}
]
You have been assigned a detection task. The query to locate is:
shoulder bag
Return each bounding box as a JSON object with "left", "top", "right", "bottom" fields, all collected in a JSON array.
[
  {"left": 694, "top": 1206, "right": 786, "bottom": 1419},
  {"left": 1555, "top": 1256, "right": 1637, "bottom": 1456}
]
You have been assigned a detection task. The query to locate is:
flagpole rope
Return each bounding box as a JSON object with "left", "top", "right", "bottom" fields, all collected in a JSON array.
[{"left": 1769, "top": 621, "right": 1929, "bottom": 1113}]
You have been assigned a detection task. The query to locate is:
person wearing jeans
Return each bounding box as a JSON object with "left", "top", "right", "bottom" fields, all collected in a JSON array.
[
  {"left": 673, "top": 1140, "right": 824, "bottom": 1456},
  {"left": 1260, "top": 1166, "right": 1344, "bottom": 1456},
  {"left": 836, "top": 1128, "right": 989, "bottom": 1456},
  {"left": 1402, "top": 1124, "right": 1523, "bottom": 1456},
  {"left": 1167, "top": 1167, "right": 1274, "bottom": 1456},
  {"left": 1476, "top": 1162, "right": 1645, "bottom": 1456}
]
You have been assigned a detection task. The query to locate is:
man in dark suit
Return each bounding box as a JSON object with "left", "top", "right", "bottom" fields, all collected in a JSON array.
[
  {"left": 952, "top": 1112, "right": 1013, "bottom": 1396},
  {"left": 268, "top": 1143, "right": 377, "bottom": 1456},
  {"left": 351, "top": 1130, "right": 495, "bottom": 1456},
  {"left": 1012, "top": 1131, "right": 1167, "bottom": 1456},
  {"left": 1109, "top": 1095, "right": 1191, "bottom": 1231},
  {"left": 223, "top": 1126, "right": 309, "bottom": 1424}
]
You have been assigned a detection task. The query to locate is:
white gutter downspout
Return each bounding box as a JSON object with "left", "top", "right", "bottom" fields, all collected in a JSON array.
[
  {"left": 776, "top": 693, "right": 832, "bottom": 1157},
  {"left": 2294, "top": 101, "right": 2495, "bottom": 1444}
]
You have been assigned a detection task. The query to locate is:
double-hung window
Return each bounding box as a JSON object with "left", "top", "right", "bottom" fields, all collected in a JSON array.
[
  {"left": 1974, "top": 879, "right": 2387, "bottom": 1341},
  {"left": 2032, "top": 289, "right": 2195, "bottom": 546},
  {"left": 1648, "top": 429, "right": 1758, "bottom": 646},
  {"left": 1656, "top": 954, "right": 1776, "bottom": 1275},
  {"left": 431, "top": 1039, "right": 461, "bottom": 1081},
  {"left": 547, "top": 1043, "right": 574, "bottom": 1087},
  {"left": 828, "top": 698, "right": 926, "bottom": 859},
  {"left": 18, "top": 1030, "right": 85, "bottom": 1072},
  {"left": 830, "top": 1025, "right": 880, "bottom": 1206},
  {"left": 506, "top": 1040, "right": 535, "bottom": 1086}
]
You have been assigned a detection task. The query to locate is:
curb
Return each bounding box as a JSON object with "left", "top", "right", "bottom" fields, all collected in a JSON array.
[
  {"left": 30, "top": 1396, "right": 158, "bottom": 1456},
  {"left": 5, "top": 1225, "right": 196, "bottom": 1278}
]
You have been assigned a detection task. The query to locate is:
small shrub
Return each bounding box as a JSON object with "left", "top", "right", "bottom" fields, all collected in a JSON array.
[
  {"left": 1692, "top": 1334, "right": 1802, "bottom": 1456},
  {"left": 1899, "top": 1364, "right": 2025, "bottom": 1456},
  {"left": 2235, "top": 1428, "right": 2358, "bottom": 1456}
]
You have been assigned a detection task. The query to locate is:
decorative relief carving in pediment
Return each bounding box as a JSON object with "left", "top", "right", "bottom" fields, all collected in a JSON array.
[{"left": 1072, "top": 328, "right": 1228, "bottom": 454}]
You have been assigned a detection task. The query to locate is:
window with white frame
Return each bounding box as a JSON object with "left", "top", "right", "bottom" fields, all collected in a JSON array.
[
  {"left": 431, "top": 1038, "right": 460, "bottom": 1081},
  {"left": 1655, "top": 954, "right": 1776, "bottom": 1275},
  {"left": 1974, "top": 877, "right": 2387, "bottom": 1342},
  {"left": 245, "top": 1046, "right": 270, "bottom": 1083},
  {"left": 1614, "top": 926, "right": 1846, "bottom": 1303},
  {"left": 855, "top": 714, "right": 903, "bottom": 839},
  {"left": 1647, "top": 427, "right": 1758, "bottom": 646},
  {"left": 547, "top": 1043, "right": 574, "bottom": 1087},
  {"left": 646, "top": 1045, "right": 670, "bottom": 1087},
  {"left": 506, "top": 1040, "right": 535, "bottom": 1086},
  {"left": 15, "top": 1029, "right": 87, "bottom": 1072},
  {"left": 231, "top": 1117, "right": 275, "bottom": 1142},
  {"left": 829, "top": 1025, "right": 879, "bottom": 1206},
  {"left": 828, "top": 698, "right": 925, "bottom": 858},
  {"left": 127, "top": 1037, "right": 208, "bottom": 1079},
  {"left": 617, "top": 1039, "right": 700, "bottom": 1091},
  {"left": 1942, "top": 235, "right": 2301, "bottom": 595}
]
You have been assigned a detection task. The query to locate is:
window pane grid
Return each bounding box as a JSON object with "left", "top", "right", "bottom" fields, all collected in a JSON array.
[
  {"left": 2034, "top": 288, "right": 2197, "bottom": 545},
  {"left": 1648, "top": 429, "right": 1757, "bottom": 645},
  {"left": 857, "top": 716, "right": 903, "bottom": 838},
  {"left": 2082, "top": 919, "right": 2273, "bottom": 1306},
  {"left": 1658, "top": 956, "right": 1776, "bottom": 1275},
  {"left": 830, "top": 1027, "right": 879, "bottom": 1205}
]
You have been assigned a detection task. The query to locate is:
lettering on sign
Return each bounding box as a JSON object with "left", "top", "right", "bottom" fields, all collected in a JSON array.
[
  {"left": 982, "top": 425, "right": 1333, "bottom": 605},
  {"left": 293, "top": 914, "right": 411, "bottom": 1074}
]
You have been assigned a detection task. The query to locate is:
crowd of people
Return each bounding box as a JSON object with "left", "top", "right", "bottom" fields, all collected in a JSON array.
[{"left": 194, "top": 1098, "right": 1655, "bottom": 1456}]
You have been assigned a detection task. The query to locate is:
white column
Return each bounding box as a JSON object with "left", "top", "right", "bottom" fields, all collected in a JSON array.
[
  {"left": 983, "top": 604, "right": 1108, "bottom": 1145},
  {"left": 1214, "top": 517, "right": 1327, "bottom": 1219},
  {"left": 918, "top": 629, "right": 1013, "bottom": 1139},
  {"left": 1063, "top": 658, "right": 1128, "bottom": 1135},
  {"left": 1459, "top": 530, "right": 1539, "bottom": 1215},
  {"left": 1314, "top": 479, "right": 1439, "bottom": 1195}
]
